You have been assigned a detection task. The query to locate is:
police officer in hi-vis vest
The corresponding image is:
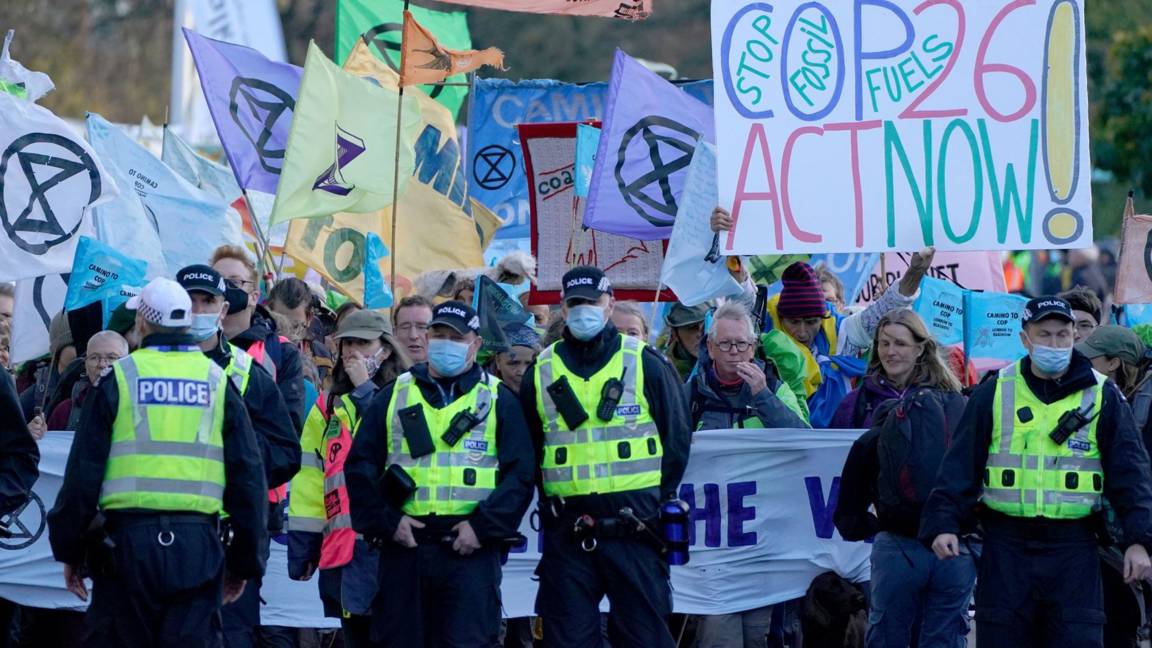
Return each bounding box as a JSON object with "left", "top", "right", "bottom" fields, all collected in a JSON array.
[
  {"left": 520, "top": 266, "right": 692, "bottom": 648},
  {"left": 921, "top": 296, "right": 1152, "bottom": 647},
  {"left": 47, "top": 277, "right": 268, "bottom": 647},
  {"left": 346, "top": 301, "right": 534, "bottom": 646}
]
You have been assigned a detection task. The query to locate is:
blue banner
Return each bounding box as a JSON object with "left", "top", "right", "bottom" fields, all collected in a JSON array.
[
  {"left": 363, "top": 232, "right": 393, "bottom": 309},
  {"left": 64, "top": 236, "right": 147, "bottom": 324},
  {"left": 467, "top": 78, "right": 712, "bottom": 239},
  {"left": 964, "top": 290, "right": 1028, "bottom": 361},
  {"left": 913, "top": 277, "right": 966, "bottom": 346}
]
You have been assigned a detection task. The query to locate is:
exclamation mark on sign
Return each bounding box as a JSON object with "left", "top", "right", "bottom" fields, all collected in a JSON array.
[{"left": 1040, "top": 0, "right": 1084, "bottom": 245}]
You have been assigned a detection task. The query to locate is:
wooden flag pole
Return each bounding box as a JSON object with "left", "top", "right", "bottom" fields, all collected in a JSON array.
[
  {"left": 242, "top": 188, "right": 275, "bottom": 281},
  {"left": 389, "top": 87, "right": 405, "bottom": 298}
]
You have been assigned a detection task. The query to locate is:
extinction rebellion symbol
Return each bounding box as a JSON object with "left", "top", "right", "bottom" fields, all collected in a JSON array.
[
  {"left": 0, "top": 492, "right": 46, "bottom": 550},
  {"left": 229, "top": 77, "right": 296, "bottom": 174},
  {"left": 614, "top": 116, "right": 699, "bottom": 228},
  {"left": 0, "top": 133, "right": 100, "bottom": 255},
  {"left": 473, "top": 145, "right": 515, "bottom": 191}
]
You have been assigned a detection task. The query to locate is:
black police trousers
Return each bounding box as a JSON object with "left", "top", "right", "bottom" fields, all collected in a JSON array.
[
  {"left": 371, "top": 542, "right": 502, "bottom": 647},
  {"left": 535, "top": 528, "right": 674, "bottom": 648},
  {"left": 975, "top": 520, "right": 1105, "bottom": 648},
  {"left": 84, "top": 514, "right": 225, "bottom": 648}
]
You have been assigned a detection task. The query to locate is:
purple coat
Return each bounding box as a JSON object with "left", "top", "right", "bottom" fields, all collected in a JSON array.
[{"left": 829, "top": 374, "right": 908, "bottom": 429}]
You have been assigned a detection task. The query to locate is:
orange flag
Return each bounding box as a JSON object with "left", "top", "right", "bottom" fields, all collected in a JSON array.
[{"left": 399, "top": 10, "right": 504, "bottom": 87}]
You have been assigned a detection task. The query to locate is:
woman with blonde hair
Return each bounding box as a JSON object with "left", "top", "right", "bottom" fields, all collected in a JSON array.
[{"left": 832, "top": 309, "right": 974, "bottom": 648}]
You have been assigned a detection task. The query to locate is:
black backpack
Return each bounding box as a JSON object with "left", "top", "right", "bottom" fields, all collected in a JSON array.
[{"left": 874, "top": 388, "right": 967, "bottom": 513}]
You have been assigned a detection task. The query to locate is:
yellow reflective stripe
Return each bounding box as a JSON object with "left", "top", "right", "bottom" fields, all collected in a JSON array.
[
  {"left": 109, "top": 440, "right": 224, "bottom": 463},
  {"left": 301, "top": 452, "right": 323, "bottom": 470},
  {"left": 543, "top": 424, "right": 660, "bottom": 445},
  {"left": 289, "top": 517, "right": 326, "bottom": 533},
  {"left": 101, "top": 477, "right": 224, "bottom": 501},
  {"left": 997, "top": 364, "right": 1017, "bottom": 455},
  {"left": 542, "top": 457, "right": 662, "bottom": 483},
  {"left": 435, "top": 452, "right": 500, "bottom": 468}
]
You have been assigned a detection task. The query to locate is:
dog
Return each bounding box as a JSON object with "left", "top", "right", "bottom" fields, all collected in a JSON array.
[{"left": 800, "top": 571, "right": 868, "bottom": 648}]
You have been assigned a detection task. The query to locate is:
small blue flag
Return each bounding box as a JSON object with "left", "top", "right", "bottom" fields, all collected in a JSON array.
[
  {"left": 64, "top": 236, "right": 148, "bottom": 325},
  {"left": 363, "top": 232, "right": 393, "bottom": 309}
]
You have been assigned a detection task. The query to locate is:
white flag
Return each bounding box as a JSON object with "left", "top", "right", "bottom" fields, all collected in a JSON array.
[{"left": 0, "top": 94, "right": 117, "bottom": 282}]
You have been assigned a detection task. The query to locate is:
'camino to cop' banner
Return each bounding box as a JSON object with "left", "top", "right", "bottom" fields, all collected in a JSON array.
[
  {"left": 711, "top": 0, "right": 1091, "bottom": 255},
  {"left": 4, "top": 429, "right": 868, "bottom": 619}
]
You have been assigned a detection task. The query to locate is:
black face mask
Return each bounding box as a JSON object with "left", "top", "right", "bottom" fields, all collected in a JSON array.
[{"left": 225, "top": 281, "right": 250, "bottom": 315}]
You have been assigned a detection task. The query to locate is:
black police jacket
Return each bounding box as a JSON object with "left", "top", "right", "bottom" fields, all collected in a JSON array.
[
  {"left": 230, "top": 308, "right": 305, "bottom": 434},
  {"left": 346, "top": 363, "right": 535, "bottom": 543},
  {"left": 919, "top": 351, "right": 1152, "bottom": 549},
  {"left": 0, "top": 370, "right": 39, "bottom": 516},
  {"left": 47, "top": 334, "right": 269, "bottom": 580},
  {"left": 208, "top": 337, "right": 301, "bottom": 489},
  {"left": 519, "top": 323, "right": 693, "bottom": 522}
]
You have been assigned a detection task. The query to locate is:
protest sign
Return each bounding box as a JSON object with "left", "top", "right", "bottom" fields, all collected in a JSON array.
[
  {"left": 856, "top": 250, "right": 1005, "bottom": 305},
  {"left": 913, "top": 276, "right": 1027, "bottom": 364},
  {"left": 518, "top": 122, "right": 669, "bottom": 304},
  {"left": 63, "top": 236, "right": 147, "bottom": 323},
  {"left": 574, "top": 124, "right": 600, "bottom": 198},
  {"left": 661, "top": 141, "right": 744, "bottom": 307},
  {"left": 1114, "top": 212, "right": 1152, "bottom": 305},
  {"left": 0, "top": 92, "right": 117, "bottom": 282},
  {"left": 583, "top": 49, "right": 715, "bottom": 240},
  {"left": 11, "top": 273, "right": 68, "bottom": 365},
  {"left": 912, "top": 277, "right": 967, "bottom": 347},
  {"left": 467, "top": 78, "right": 713, "bottom": 240},
  {"left": 711, "top": 1, "right": 1092, "bottom": 254}
]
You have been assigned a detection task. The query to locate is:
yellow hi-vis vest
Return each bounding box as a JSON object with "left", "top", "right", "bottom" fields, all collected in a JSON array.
[
  {"left": 100, "top": 346, "right": 228, "bottom": 514},
  {"left": 983, "top": 361, "right": 1107, "bottom": 519},
  {"left": 385, "top": 372, "right": 500, "bottom": 516},
  {"left": 224, "top": 342, "right": 254, "bottom": 395},
  {"left": 534, "top": 335, "right": 662, "bottom": 498}
]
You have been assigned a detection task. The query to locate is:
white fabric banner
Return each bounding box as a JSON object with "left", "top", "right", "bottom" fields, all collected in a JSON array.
[
  {"left": 5, "top": 429, "right": 869, "bottom": 620},
  {"left": 10, "top": 273, "right": 68, "bottom": 365}
]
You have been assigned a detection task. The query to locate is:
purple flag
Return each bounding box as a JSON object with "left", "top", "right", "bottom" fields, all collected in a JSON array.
[
  {"left": 183, "top": 28, "right": 302, "bottom": 194},
  {"left": 582, "top": 49, "right": 715, "bottom": 240}
]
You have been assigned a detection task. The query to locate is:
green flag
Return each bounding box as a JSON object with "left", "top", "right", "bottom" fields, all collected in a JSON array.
[
  {"left": 269, "top": 41, "right": 421, "bottom": 226},
  {"left": 336, "top": 0, "right": 472, "bottom": 118}
]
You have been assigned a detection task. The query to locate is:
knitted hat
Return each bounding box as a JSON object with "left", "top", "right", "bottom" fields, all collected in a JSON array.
[{"left": 777, "top": 262, "right": 827, "bottom": 319}]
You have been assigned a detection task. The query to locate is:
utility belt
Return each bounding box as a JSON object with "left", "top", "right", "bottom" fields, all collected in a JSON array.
[
  {"left": 566, "top": 508, "right": 662, "bottom": 552},
  {"left": 981, "top": 508, "right": 1098, "bottom": 543}
]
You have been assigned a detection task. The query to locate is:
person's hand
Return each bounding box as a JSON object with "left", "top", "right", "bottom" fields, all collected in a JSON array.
[
  {"left": 28, "top": 415, "right": 46, "bottom": 441},
  {"left": 291, "top": 561, "right": 316, "bottom": 581},
  {"left": 1125, "top": 544, "right": 1152, "bottom": 583},
  {"left": 710, "top": 207, "right": 734, "bottom": 233},
  {"left": 392, "top": 515, "right": 426, "bottom": 549},
  {"left": 931, "top": 533, "right": 959, "bottom": 560},
  {"left": 63, "top": 564, "right": 88, "bottom": 601},
  {"left": 223, "top": 574, "right": 247, "bottom": 604},
  {"left": 345, "top": 351, "right": 370, "bottom": 388},
  {"left": 735, "top": 362, "right": 768, "bottom": 395},
  {"left": 898, "top": 247, "right": 937, "bottom": 297},
  {"left": 451, "top": 521, "right": 482, "bottom": 556}
]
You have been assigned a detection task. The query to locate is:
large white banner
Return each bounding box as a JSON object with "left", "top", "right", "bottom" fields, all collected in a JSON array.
[
  {"left": 5, "top": 429, "right": 868, "bottom": 620},
  {"left": 711, "top": 0, "right": 1091, "bottom": 255}
]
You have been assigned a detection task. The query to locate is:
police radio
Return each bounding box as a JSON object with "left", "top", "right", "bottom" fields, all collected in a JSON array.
[
  {"left": 1049, "top": 403, "right": 1098, "bottom": 446},
  {"left": 442, "top": 409, "right": 481, "bottom": 447},
  {"left": 597, "top": 378, "right": 624, "bottom": 421}
]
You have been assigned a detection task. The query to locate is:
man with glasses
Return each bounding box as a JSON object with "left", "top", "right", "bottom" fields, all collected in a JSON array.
[
  {"left": 1058, "top": 286, "right": 1102, "bottom": 344},
  {"left": 393, "top": 295, "right": 434, "bottom": 363},
  {"left": 41, "top": 331, "right": 129, "bottom": 432}
]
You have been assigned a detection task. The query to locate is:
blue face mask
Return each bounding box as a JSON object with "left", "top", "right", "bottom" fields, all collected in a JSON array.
[
  {"left": 189, "top": 312, "right": 221, "bottom": 342},
  {"left": 566, "top": 304, "right": 607, "bottom": 341},
  {"left": 1029, "top": 338, "right": 1072, "bottom": 374},
  {"left": 427, "top": 339, "right": 472, "bottom": 377}
]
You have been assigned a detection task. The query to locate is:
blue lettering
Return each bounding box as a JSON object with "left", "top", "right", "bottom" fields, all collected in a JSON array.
[
  {"left": 680, "top": 482, "right": 722, "bottom": 548},
  {"left": 727, "top": 481, "right": 757, "bottom": 547},
  {"left": 805, "top": 476, "right": 840, "bottom": 539},
  {"left": 413, "top": 125, "right": 472, "bottom": 215}
]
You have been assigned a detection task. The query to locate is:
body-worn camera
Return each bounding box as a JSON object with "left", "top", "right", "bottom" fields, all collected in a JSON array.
[
  {"left": 1050, "top": 404, "right": 1098, "bottom": 446},
  {"left": 547, "top": 376, "right": 589, "bottom": 429}
]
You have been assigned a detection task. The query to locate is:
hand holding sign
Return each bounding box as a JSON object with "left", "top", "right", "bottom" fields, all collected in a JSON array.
[{"left": 898, "top": 247, "right": 936, "bottom": 297}]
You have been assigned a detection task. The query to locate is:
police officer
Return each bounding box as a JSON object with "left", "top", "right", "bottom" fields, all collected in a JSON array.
[
  {"left": 520, "top": 266, "right": 692, "bottom": 648},
  {"left": 47, "top": 277, "right": 268, "bottom": 647},
  {"left": 346, "top": 301, "right": 534, "bottom": 646},
  {"left": 921, "top": 296, "right": 1152, "bottom": 647},
  {"left": 177, "top": 264, "right": 302, "bottom": 647}
]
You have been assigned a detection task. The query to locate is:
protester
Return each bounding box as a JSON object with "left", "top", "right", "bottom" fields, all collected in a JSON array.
[
  {"left": 663, "top": 302, "right": 709, "bottom": 380},
  {"left": 1076, "top": 325, "right": 1152, "bottom": 447},
  {"left": 689, "top": 302, "right": 808, "bottom": 647},
  {"left": 19, "top": 312, "right": 75, "bottom": 422},
  {"left": 489, "top": 322, "right": 540, "bottom": 395},
  {"left": 329, "top": 301, "right": 363, "bottom": 358},
  {"left": 526, "top": 303, "right": 551, "bottom": 331},
  {"left": 211, "top": 245, "right": 305, "bottom": 433},
  {"left": 520, "top": 266, "right": 691, "bottom": 647},
  {"left": 47, "top": 277, "right": 268, "bottom": 646},
  {"left": 832, "top": 310, "right": 973, "bottom": 647},
  {"left": 43, "top": 331, "right": 128, "bottom": 432},
  {"left": 0, "top": 319, "right": 9, "bottom": 371},
  {"left": 611, "top": 300, "right": 650, "bottom": 341},
  {"left": 1067, "top": 247, "right": 1110, "bottom": 303},
  {"left": 452, "top": 276, "right": 476, "bottom": 304},
  {"left": 289, "top": 309, "right": 409, "bottom": 645},
  {"left": 922, "top": 296, "right": 1152, "bottom": 646},
  {"left": 392, "top": 294, "right": 434, "bottom": 363},
  {"left": 268, "top": 277, "right": 335, "bottom": 385},
  {"left": 1058, "top": 285, "right": 1103, "bottom": 343},
  {"left": 815, "top": 267, "right": 847, "bottom": 313},
  {"left": 347, "top": 301, "right": 534, "bottom": 645},
  {"left": 0, "top": 283, "right": 12, "bottom": 324}
]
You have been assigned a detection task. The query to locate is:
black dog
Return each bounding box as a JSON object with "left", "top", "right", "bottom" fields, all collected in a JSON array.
[{"left": 800, "top": 571, "right": 868, "bottom": 648}]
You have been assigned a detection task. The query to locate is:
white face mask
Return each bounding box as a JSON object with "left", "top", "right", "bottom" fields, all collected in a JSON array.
[
  {"left": 189, "top": 310, "right": 222, "bottom": 342},
  {"left": 566, "top": 305, "right": 607, "bottom": 341}
]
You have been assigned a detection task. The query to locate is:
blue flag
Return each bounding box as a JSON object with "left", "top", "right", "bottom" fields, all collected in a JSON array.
[
  {"left": 363, "top": 232, "right": 393, "bottom": 309},
  {"left": 583, "top": 49, "right": 714, "bottom": 240},
  {"left": 64, "top": 236, "right": 148, "bottom": 324},
  {"left": 964, "top": 291, "right": 1029, "bottom": 362},
  {"left": 913, "top": 277, "right": 966, "bottom": 346},
  {"left": 575, "top": 124, "right": 601, "bottom": 198}
]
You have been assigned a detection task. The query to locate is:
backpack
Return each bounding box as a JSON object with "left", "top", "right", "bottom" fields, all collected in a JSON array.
[{"left": 874, "top": 388, "right": 967, "bottom": 513}]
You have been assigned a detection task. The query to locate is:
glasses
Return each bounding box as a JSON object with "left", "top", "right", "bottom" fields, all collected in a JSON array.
[
  {"left": 226, "top": 277, "right": 256, "bottom": 290},
  {"left": 86, "top": 354, "right": 123, "bottom": 364},
  {"left": 396, "top": 322, "right": 429, "bottom": 334},
  {"left": 1075, "top": 321, "right": 1097, "bottom": 332},
  {"left": 715, "top": 340, "right": 753, "bottom": 353}
]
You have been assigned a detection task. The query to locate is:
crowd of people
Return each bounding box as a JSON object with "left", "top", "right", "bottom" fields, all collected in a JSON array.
[{"left": 0, "top": 222, "right": 1151, "bottom": 648}]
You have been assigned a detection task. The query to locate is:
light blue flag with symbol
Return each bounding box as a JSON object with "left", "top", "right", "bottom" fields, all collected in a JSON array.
[
  {"left": 964, "top": 290, "right": 1029, "bottom": 361},
  {"left": 64, "top": 236, "right": 147, "bottom": 325},
  {"left": 363, "top": 232, "right": 393, "bottom": 309},
  {"left": 912, "top": 277, "right": 966, "bottom": 346},
  {"left": 575, "top": 124, "right": 600, "bottom": 198}
]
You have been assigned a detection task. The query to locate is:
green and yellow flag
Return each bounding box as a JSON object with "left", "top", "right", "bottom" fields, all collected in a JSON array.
[
  {"left": 269, "top": 41, "right": 421, "bottom": 226},
  {"left": 335, "top": 0, "right": 472, "bottom": 118}
]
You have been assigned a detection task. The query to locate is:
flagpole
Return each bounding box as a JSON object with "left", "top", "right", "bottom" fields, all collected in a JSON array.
[
  {"left": 389, "top": 0, "right": 412, "bottom": 298},
  {"left": 242, "top": 188, "right": 274, "bottom": 281}
]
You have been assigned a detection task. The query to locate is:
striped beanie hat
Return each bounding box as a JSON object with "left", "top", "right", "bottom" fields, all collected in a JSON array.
[{"left": 777, "top": 262, "right": 827, "bottom": 319}]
